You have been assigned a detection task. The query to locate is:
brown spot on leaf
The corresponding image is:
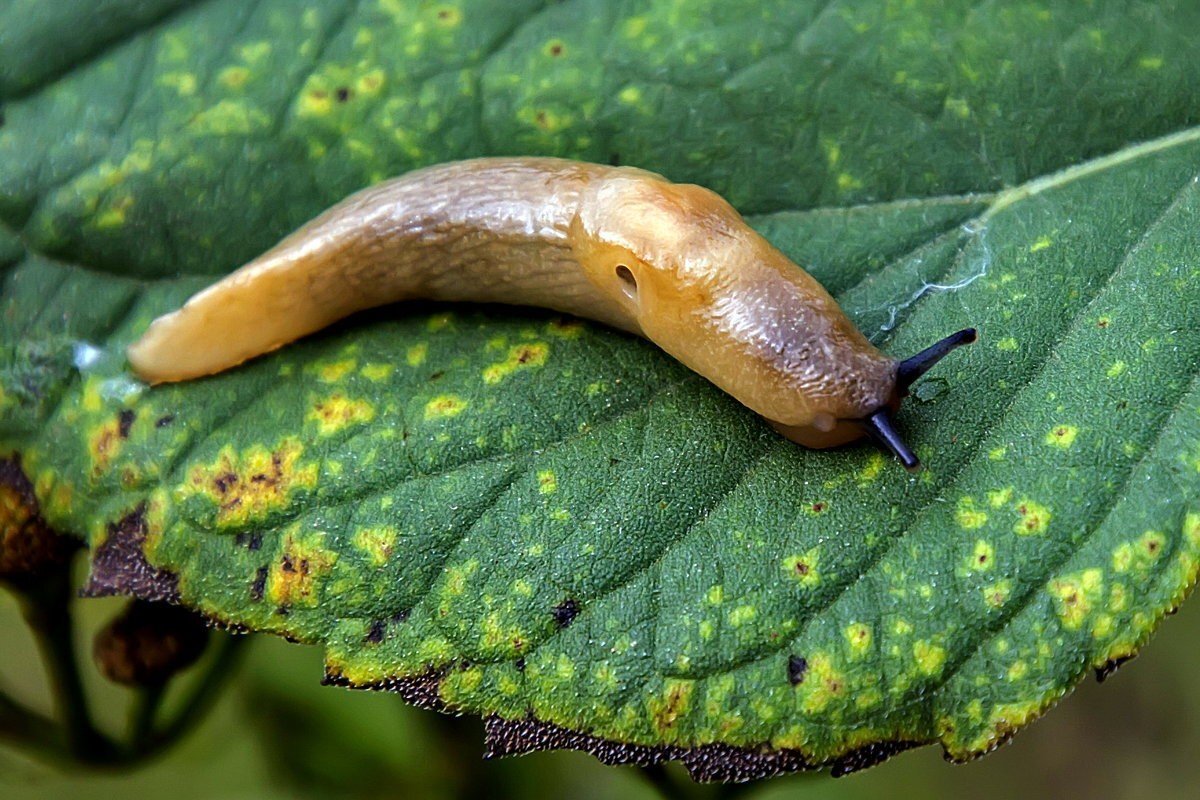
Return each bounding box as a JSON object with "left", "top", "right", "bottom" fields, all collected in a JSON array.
[
  {"left": 552, "top": 598, "right": 580, "bottom": 628},
  {"left": 186, "top": 439, "right": 318, "bottom": 527},
  {"left": 250, "top": 566, "right": 267, "bottom": 601},
  {"left": 267, "top": 531, "right": 337, "bottom": 607},
  {"left": 1096, "top": 653, "right": 1136, "bottom": 682},
  {"left": 787, "top": 655, "right": 808, "bottom": 685},
  {"left": 0, "top": 457, "right": 79, "bottom": 583},
  {"left": 366, "top": 619, "right": 386, "bottom": 643},
  {"left": 335, "top": 86, "right": 350, "bottom": 102},
  {"left": 81, "top": 505, "right": 179, "bottom": 603}
]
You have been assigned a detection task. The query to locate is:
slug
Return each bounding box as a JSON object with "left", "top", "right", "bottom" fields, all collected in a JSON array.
[{"left": 127, "top": 157, "right": 975, "bottom": 470}]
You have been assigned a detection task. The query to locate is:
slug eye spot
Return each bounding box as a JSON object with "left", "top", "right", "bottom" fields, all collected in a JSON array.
[{"left": 615, "top": 264, "right": 638, "bottom": 300}]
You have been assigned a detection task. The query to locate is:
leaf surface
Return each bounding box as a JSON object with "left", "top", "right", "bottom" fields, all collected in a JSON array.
[{"left": 2, "top": 0, "right": 1199, "bottom": 780}]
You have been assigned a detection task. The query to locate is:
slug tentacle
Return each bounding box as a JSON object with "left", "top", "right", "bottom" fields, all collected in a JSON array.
[
  {"left": 127, "top": 156, "right": 976, "bottom": 467},
  {"left": 896, "top": 328, "right": 978, "bottom": 393}
]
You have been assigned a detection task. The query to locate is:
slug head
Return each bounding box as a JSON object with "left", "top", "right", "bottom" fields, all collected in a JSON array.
[{"left": 571, "top": 172, "right": 977, "bottom": 469}]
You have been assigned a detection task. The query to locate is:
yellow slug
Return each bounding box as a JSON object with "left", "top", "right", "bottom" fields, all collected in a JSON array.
[{"left": 127, "top": 157, "right": 974, "bottom": 469}]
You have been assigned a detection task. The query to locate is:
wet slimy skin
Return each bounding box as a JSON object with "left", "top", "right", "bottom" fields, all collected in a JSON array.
[{"left": 127, "top": 158, "right": 974, "bottom": 468}]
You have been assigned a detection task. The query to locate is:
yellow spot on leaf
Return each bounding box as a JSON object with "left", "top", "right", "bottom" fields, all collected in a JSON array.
[
  {"left": 1045, "top": 424, "right": 1078, "bottom": 449},
  {"left": 996, "top": 337, "right": 1019, "bottom": 351},
  {"left": 944, "top": 96, "right": 970, "bottom": 118},
  {"left": 190, "top": 100, "right": 269, "bottom": 135},
  {"left": 983, "top": 579, "right": 1011, "bottom": 609},
  {"left": 267, "top": 530, "right": 337, "bottom": 607},
  {"left": 618, "top": 85, "right": 642, "bottom": 104},
  {"left": 317, "top": 359, "right": 356, "bottom": 382},
  {"left": 782, "top": 548, "right": 821, "bottom": 588},
  {"left": 405, "top": 343, "right": 428, "bottom": 366},
  {"left": 157, "top": 71, "right": 197, "bottom": 96},
  {"left": 858, "top": 452, "right": 885, "bottom": 484},
  {"left": 987, "top": 487, "right": 1013, "bottom": 508},
  {"left": 1049, "top": 568, "right": 1103, "bottom": 630},
  {"left": 799, "top": 653, "right": 846, "bottom": 713},
  {"left": 1139, "top": 55, "right": 1164, "bottom": 70},
  {"left": 546, "top": 318, "right": 584, "bottom": 338},
  {"left": 970, "top": 539, "right": 995, "bottom": 571},
  {"left": 308, "top": 394, "right": 375, "bottom": 435},
  {"left": 650, "top": 679, "right": 694, "bottom": 733},
  {"left": 352, "top": 526, "right": 397, "bottom": 567},
  {"left": 424, "top": 395, "right": 467, "bottom": 420},
  {"left": 360, "top": 363, "right": 393, "bottom": 381},
  {"left": 1029, "top": 236, "right": 1052, "bottom": 252},
  {"left": 844, "top": 622, "right": 872, "bottom": 655},
  {"left": 1014, "top": 498, "right": 1051, "bottom": 535},
  {"left": 356, "top": 68, "right": 385, "bottom": 95},
  {"left": 537, "top": 470, "right": 557, "bottom": 494},
  {"left": 219, "top": 66, "right": 250, "bottom": 89},
  {"left": 1007, "top": 660, "right": 1028, "bottom": 680},
  {"left": 238, "top": 41, "right": 271, "bottom": 63},
  {"left": 427, "top": 313, "right": 454, "bottom": 332},
  {"left": 482, "top": 342, "right": 549, "bottom": 384},
  {"left": 1184, "top": 513, "right": 1200, "bottom": 549},
  {"left": 1107, "top": 360, "right": 1126, "bottom": 378},
  {"left": 913, "top": 640, "right": 946, "bottom": 675},
  {"left": 299, "top": 88, "right": 332, "bottom": 116},
  {"left": 956, "top": 496, "right": 988, "bottom": 529},
  {"left": 433, "top": 5, "right": 462, "bottom": 26},
  {"left": 442, "top": 559, "right": 478, "bottom": 598},
  {"left": 728, "top": 605, "right": 756, "bottom": 626},
  {"left": 87, "top": 418, "right": 126, "bottom": 474},
  {"left": 184, "top": 438, "right": 318, "bottom": 527}
]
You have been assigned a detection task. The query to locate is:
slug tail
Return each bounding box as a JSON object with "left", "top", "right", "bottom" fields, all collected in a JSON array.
[{"left": 126, "top": 249, "right": 369, "bottom": 384}]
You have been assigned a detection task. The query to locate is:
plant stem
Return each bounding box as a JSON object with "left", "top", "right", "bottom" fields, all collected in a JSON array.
[
  {"left": 0, "top": 686, "right": 64, "bottom": 757},
  {"left": 128, "top": 633, "right": 246, "bottom": 762},
  {"left": 639, "top": 763, "right": 695, "bottom": 800},
  {"left": 19, "top": 572, "right": 118, "bottom": 764},
  {"left": 129, "top": 682, "right": 166, "bottom": 749}
]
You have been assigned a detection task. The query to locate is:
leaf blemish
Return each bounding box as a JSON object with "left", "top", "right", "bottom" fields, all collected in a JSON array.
[
  {"left": 1045, "top": 424, "right": 1078, "bottom": 449},
  {"left": 268, "top": 532, "right": 337, "bottom": 608},
  {"left": 1014, "top": 499, "right": 1051, "bottom": 535},
  {"left": 250, "top": 566, "right": 267, "bottom": 601},
  {"left": 787, "top": 655, "right": 808, "bottom": 685},
  {"left": 483, "top": 342, "right": 549, "bottom": 384},
  {"left": 366, "top": 619, "right": 386, "bottom": 643},
  {"left": 117, "top": 409, "right": 136, "bottom": 438},
  {"left": 186, "top": 439, "right": 318, "bottom": 527},
  {"left": 783, "top": 548, "right": 821, "bottom": 587},
  {"left": 424, "top": 394, "right": 467, "bottom": 420},
  {"left": 552, "top": 598, "right": 580, "bottom": 628},
  {"left": 235, "top": 531, "right": 263, "bottom": 550},
  {"left": 308, "top": 393, "right": 375, "bottom": 435}
]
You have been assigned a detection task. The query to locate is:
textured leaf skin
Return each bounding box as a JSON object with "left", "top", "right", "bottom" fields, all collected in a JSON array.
[{"left": 2, "top": 0, "right": 1200, "bottom": 780}]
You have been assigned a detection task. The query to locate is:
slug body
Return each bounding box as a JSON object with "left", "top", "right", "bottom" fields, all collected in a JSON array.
[{"left": 128, "top": 158, "right": 974, "bottom": 466}]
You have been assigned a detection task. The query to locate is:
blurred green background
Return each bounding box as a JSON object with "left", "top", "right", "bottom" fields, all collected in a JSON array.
[{"left": 2, "top": 573, "right": 1197, "bottom": 799}]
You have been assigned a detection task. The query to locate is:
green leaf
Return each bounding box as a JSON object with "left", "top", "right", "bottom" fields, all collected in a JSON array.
[{"left": 3, "top": 0, "right": 1200, "bottom": 781}]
